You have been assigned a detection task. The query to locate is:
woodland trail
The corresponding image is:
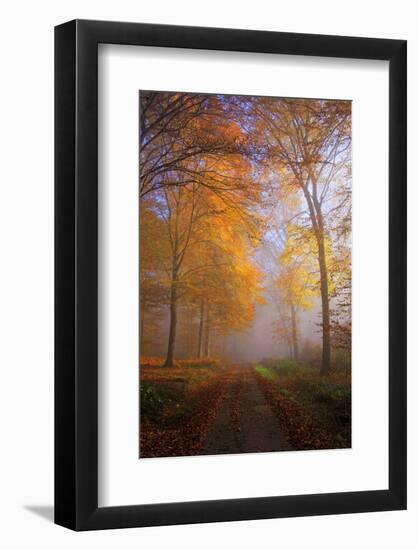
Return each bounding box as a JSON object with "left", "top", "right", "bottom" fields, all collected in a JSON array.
[{"left": 202, "top": 365, "right": 292, "bottom": 455}]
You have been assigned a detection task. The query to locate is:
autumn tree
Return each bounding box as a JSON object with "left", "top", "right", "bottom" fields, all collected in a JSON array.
[
  {"left": 139, "top": 198, "right": 170, "bottom": 354},
  {"left": 156, "top": 183, "right": 204, "bottom": 366},
  {"left": 188, "top": 182, "right": 264, "bottom": 355},
  {"left": 139, "top": 92, "right": 248, "bottom": 198},
  {"left": 274, "top": 225, "right": 322, "bottom": 360},
  {"left": 251, "top": 98, "right": 351, "bottom": 374},
  {"left": 154, "top": 169, "right": 264, "bottom": 366},
  {"left": 139, "top": 92, "right": 266, "bottom": 366},
  {"left": 139, "top": 92, "right": 351, "bottom": 371},
  {"left": 328, "top": 236, "right": 352, "bottom": 351}
]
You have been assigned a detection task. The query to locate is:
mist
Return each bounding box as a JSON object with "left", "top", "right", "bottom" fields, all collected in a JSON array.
[{"left": 139, "top": 91, "right": 351, "bottom": 372}]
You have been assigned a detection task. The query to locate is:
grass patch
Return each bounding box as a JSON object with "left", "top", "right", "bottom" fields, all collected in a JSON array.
[
  {"left": 298, "top": 380, "right": 351, "bottom": 432},
  {"left": 254, "top": 366, "right": 276, "bottom": 380},
  {"left": 253, "top": 358, "right": 351, "bottom": 449},
  {"left": 257, "top": 358, "right": 316, "bottom": 377}
]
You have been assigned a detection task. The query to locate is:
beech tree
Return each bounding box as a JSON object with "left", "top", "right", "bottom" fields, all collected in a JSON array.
[
  {"left": 139, "top": 92, "right": 351, "bottom": 372},
  {"left": 145, "top": 140, "right": 263, "bottom": 366},
  {"left": 251, "top": 98, "right": 351, "bottom": 374},
  {"left": 139, "top": 198, "right": 170, "bottom": 354},
  {"left": 139, "top": 92, "right": 248, "bottom": 198},
  {"left": 274, "top": 225, "right": 322, "bottom": 361}
]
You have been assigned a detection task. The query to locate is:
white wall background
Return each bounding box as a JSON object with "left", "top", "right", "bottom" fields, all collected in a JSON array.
[{"left": 0, "top": 1, "right": 414, "bottom": 548}]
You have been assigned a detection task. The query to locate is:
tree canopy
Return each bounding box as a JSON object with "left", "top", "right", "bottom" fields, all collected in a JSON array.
[{"left": 139, "top": 92, "right": 351, "bottom": 374}]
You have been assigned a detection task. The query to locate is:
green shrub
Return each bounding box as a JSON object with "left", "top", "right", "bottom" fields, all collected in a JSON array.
[
  {"left": 259, "top": 357, "right": 279, "bottom": 369},
  {"left": 140, "top": 381, "right": 185, "bottom": 421},
  {"left": 300, "top": 380, "right": 351, "bottom": 426},
  {"left": 301, "top": 380, "right": 350, "bottom": 403},
  {"left": 273, "top": 360, "right": 316, "bottom": 377}
]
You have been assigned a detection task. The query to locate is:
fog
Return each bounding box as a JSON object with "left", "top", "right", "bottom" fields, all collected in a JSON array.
[
  {"left": 139, "top": 92, "right": 351, "bottom": 369},
  {"left": 225, "top": 300, "right": 321, "bottom": 363},
  {"left": 141, "top": 237, "right": 323, "bottom": 365}
]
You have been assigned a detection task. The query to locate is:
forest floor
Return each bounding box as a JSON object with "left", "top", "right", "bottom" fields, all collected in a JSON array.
[
  {"left": 202, "top": 365, "right": 292, "bottom": 455},
  {"left": 139, "top": 358, "right": 351, "bottom": 458}
]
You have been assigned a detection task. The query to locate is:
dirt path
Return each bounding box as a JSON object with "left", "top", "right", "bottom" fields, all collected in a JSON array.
[{"left": 202, "top": 365, "right": 292, "bottom": 455}]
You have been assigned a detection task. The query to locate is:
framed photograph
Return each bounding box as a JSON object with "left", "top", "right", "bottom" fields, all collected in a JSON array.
[{"left": 55, "top": 19, "right": 406, "bottom": 530}]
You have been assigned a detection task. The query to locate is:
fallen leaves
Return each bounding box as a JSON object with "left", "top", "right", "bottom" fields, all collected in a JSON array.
[
  {"left": 140, "top": 362, "right": 228, "bottom": 458},
  {"left": 139, "top": 359, "right": 351, "bottom": 458},
  {"left": 253, "top": 368, "right": 351, "bottom": 450}
]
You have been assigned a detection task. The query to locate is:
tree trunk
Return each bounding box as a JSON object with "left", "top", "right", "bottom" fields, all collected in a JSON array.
[
  {"left": 164, "top": 272, "right": 178, "bottom": 367},
  {"left": 186, "top": 306, "right": 192, "bottom": 358},
  {"left": 303, "top": 183, "right": 331, "bottom": 376},
  {"left": 317, "top": 235, "right": 331, "bottom": 375},
  {"left": 203, "top": 304, "right": 210, "bottom": 357},
  {"left": 140, "top": 299, "right": 145, "bottom": 356},
  {"left": 290, "top": 304, "right": 299, "bottom": 362},
  {"left": 197, "top": 300, "right": 205, "bottom": 358}
]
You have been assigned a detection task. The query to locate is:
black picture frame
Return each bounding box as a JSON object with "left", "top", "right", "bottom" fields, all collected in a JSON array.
[{"left": 55, "top": 19, "right": 407, "bottom": 531}]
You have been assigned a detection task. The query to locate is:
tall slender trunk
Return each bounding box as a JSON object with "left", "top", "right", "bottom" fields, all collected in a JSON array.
[
  {"left": 232, "top": 334, "right": 237, "bottom": 361},
  {"left": 164, "top": 195, "right": 181, "bottom": 367},
  {"left": 197, "top": 300, "right": 205, "bottom": 358},
  {"left": 290, "top": 303, "right": 299, "bottom": 362},
  {"left": 203, "top": 304, "right": 210, "bottom": 357},
  {"left": 303, "top": 182, "right": 331, "bottom": 376},
  {"left": 140, "top": 299, "right": 145, "bottom": 356},
  {"left": 164, "top": 269, "right": 178, "bottom": 367},
  {"left": 289, "top": 341, "right": 294, "bottom": 360},
  {"left": 317, "top": 236, "right": 331, "bottom": 375},
  {"left": 185, "top": 306, "right": 191, "bottom": 358}
]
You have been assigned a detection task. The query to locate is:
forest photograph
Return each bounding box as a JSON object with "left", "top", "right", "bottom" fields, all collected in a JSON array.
[{"left": 139, "top": 90, "right": 352, "bottom": 458}]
